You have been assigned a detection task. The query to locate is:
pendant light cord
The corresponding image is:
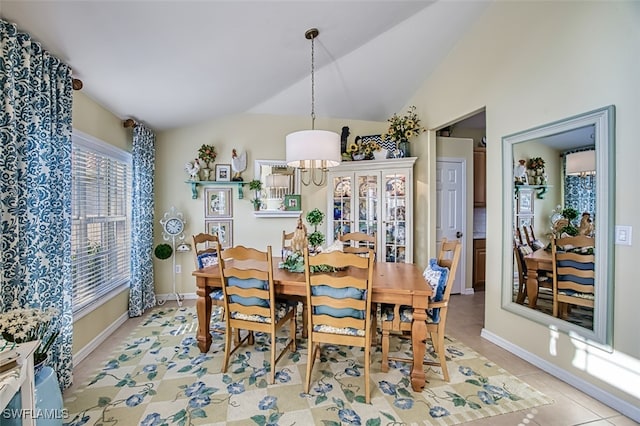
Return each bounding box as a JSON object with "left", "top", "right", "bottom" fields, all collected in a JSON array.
[{"left": 310, "top": 31, "right": 316, "bottom": 130}]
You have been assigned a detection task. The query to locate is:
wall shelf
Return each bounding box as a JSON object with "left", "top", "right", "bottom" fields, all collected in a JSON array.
[
  {"left": 253, "top": 210, "right": 302, "bottom": 218},
  {"left": 514, "top": 184, "right": 552, "bottom": 199},
  {"left": 185, "top": 180, "right": 246, "bottom": 199}
]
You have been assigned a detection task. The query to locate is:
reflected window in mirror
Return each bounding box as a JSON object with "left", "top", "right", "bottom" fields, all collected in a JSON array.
[{"left": 502, "top": 105, "right": 614, "bottom": 348}]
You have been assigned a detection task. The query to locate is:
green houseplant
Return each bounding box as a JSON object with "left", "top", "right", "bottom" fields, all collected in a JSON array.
[{"left": 306, "top": 208, "right": 325, "bottom": 250}]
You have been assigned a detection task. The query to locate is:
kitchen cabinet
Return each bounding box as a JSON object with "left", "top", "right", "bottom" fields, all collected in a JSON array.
[
  {"left": 473, "top": 147, "right": 486, "bottom": 207},
  {"left": 473, "top": 238, "right": 486, "bottom": 291},
  {"left": 327, "top": 157, "right": 416, "bottom": 263}
]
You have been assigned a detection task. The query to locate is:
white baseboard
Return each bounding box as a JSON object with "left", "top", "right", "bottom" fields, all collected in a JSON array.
[
  {"left": 481, "top": 328, "right": 640, "bottom": 423},
  {"left": 73, "top": 311, "right": 129, "bottom": 366}
]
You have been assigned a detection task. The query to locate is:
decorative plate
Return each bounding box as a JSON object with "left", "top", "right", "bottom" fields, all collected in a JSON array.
[
  {"left": 386, "top": 177, "right": 405, "bottom": 196},
  {"left": 334, "top": 178, "right": 351, "bottom": 198},
  {"left": 359, "top": 179, "right": 377, "bottom": 197}
]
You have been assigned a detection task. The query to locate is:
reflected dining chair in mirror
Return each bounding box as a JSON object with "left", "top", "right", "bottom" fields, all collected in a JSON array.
[
  {"left": 513, "top": 239, "right": 551, "bottom": 306},
  {"left": 192, "top": 233, "right": 225, "bottom": 314},
  {"left": 551, "top": 235, "right": 595, "bottom": 324},
  {"left": 380, "top": 238, "right": 461, "bottom": 382},
  {"left": 303, "top": 247, "right": 375, "bottom": 403},
  {"left": 217, "top": 244, "right": 297, "bottom": 384}
]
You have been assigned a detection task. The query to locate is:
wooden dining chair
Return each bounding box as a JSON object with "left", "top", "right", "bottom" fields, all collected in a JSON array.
[
  {"left": 303, "top": 247, "right": 375, "bottom": 403},
  {"left": 338, "top": 231, "right": 377, "bottom": 257},
  {"left": 217, "top": 244, "right": 297, "bottom": 384},
  {"left": 192, "top": 233, "right": 225, "bottom": 313},
  {"left": 551, "top": 235, "right": 595, "bottom": 319},
  {"left": 338, "top": 231, "right": 379, "bottom": 344},
  {"left": 380, "top": 238, "right": 461, "bottom": 382},
  {"left": 281, "top": 228, "right": 308, "bottom": 338}
]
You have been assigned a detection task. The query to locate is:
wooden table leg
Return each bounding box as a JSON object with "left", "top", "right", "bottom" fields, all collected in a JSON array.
[
  {"left": 410, "top": 304, "right": 428, "bottom": 392},
  {"left": 196, "top": 277, "right": 213, "bottom": 353},
  {"left": 526, "top": 269, "right": 540, "bottom": 308}
]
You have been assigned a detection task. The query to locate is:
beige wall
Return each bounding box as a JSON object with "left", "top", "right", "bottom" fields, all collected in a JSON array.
[
  {"left": 71, "top": 91, "right": 131, "bottom": 354},
  {"left": 411, "top": 1, "right": 639, "bottom": 409}
]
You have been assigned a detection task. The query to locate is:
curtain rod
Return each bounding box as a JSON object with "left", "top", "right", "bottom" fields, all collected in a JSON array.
[{"left": 123, "top": 118, "right": 137, "bottom": 128}]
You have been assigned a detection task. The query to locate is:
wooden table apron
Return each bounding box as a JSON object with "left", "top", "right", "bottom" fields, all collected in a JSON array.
[
  {"left": 524, "top": 248, "right": 553, "bottom": 308},
  {"left": 193, "top": 259, "right": 432, "bottom": 392}
]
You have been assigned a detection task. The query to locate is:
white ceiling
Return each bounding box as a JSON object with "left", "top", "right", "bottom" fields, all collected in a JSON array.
[{"left": 1, "top": 1, "right": 490, "bottom": 131}]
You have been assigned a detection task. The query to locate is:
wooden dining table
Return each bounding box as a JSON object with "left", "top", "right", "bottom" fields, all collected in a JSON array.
[
  {"left": 524, "top": 248, "right": 553, "bottom": 307},
  {"left": 193, "top": 259, "right": 433, "bottom": 392}
]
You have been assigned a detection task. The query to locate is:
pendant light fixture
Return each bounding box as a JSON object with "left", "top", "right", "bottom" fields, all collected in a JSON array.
[{"left": 286, "top": 28, "right": 341, "bottom": 186}]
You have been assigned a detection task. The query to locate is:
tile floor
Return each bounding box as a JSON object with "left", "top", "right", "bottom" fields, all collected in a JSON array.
[{"left": 65, "top": 293, "right": 638, "bottom": 425}]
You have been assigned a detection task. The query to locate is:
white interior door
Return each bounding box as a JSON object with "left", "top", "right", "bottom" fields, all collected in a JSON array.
[{"left": 436, "top": 159, "right": 466, "bottom": 294}]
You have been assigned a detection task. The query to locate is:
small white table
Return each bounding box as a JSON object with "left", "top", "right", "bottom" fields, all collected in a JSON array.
[{"left": 0, "top": 341, "right": 38, "bottom": 426}]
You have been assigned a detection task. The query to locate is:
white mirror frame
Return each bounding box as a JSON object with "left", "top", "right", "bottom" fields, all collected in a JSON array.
[
  {"left": 253, "top": 159, "right": 301, "bottom": 218},
  {"left": 501, "top": 105, "right": 615, "bottom": 348}
]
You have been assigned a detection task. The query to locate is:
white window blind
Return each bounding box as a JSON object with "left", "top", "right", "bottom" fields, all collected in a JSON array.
[{"left": 71, "top": 130, "right": 132, "bottom": 313}]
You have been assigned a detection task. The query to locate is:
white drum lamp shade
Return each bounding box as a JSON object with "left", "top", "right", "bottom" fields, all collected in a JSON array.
[
  {"left": 286, "top": 130, "right": 341, "bottom": 169},
  {"left": 566, "top": 150, "right": 596, "bottom": 176}
]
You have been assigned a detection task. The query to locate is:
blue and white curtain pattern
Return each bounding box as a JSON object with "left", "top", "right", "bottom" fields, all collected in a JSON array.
[
  {"left": 0, "top": 20, "right": 74, "bottom": 388},
  {"left": 128, "top": 124, "right": 156, "bottom": 317},
  {"left": 564, "top": 147, "right": 596, "bottom": 217}
]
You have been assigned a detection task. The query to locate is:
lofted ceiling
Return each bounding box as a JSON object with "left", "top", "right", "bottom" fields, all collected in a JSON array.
[{"left": 1, "top": 1, "right": 490, "bottom": 131}]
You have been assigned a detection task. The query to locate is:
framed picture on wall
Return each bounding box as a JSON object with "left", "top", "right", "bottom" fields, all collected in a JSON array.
[
  {"left": 204, "top": 187, "right": 232, "bottom": 218},
  {"left": 205, "top": 220, "right": 233, "bottom": 248},
  {"left": 215, "top": 164, "right": 231, "bottom": 182},
  {"left": 284, "top": 194, "right": 301, "bottom": 211},
  {"left": 516, "top": 188, "right": 534, "bottom": 215}
]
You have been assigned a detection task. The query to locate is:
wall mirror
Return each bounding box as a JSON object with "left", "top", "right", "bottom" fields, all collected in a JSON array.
[
  {"left": 502, "top": 105, "right": 614, "bottom": 347},
  {"left": 253, "top": 160, "right": 301, "bottom": 217}
]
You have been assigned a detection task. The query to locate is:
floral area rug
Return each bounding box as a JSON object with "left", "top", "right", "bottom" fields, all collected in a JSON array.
[{"left": 63, "top": 305, "right": 552, "bottom": 426}]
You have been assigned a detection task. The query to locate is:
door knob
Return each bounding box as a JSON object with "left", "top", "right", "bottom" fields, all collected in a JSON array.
[{"left": 456, "top": 231, "right": 463, "bottom": 238}]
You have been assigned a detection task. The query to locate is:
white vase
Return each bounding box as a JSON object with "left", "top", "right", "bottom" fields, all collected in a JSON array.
[{"left": 374, "top": 148, "right": 388, "bottom": 160}]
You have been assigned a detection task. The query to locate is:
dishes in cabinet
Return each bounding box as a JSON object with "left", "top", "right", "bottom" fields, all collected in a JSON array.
[
  {"left": 334, "top": 178, "right": 351, "bottom": 198},
  {"left": 385, "top": 177, "right": 405, "bottom": 196},
  {"left": 358, "top": 179, "right": 377, "bottom": 197}
]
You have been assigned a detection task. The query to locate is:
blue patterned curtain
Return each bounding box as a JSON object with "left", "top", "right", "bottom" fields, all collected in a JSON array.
[
  {"left": 0, "top": 20, "right": 73, "bottom": 387},
  {"left": 564, "top": 147, "right": 596, "bottom": 217},
  {"left": 128, "top": 124, "right": 157, "bottom": 317}
]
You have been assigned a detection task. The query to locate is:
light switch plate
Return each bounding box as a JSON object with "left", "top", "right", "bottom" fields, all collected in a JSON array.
[{"left": 615, "top": 225, "right": 632, "bottom": 246}]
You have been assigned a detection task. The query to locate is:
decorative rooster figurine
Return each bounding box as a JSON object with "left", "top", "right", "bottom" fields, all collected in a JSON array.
[
  {"left": 184, "top": 158, "right": 200, "bottom": 181},
  {"left": 231, "top": 149, "right": 247, "bottom": 181}
]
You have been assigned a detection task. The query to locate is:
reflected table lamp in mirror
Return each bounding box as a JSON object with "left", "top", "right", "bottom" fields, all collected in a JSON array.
[{"left": 265, "top": 174, "right": 290, "bottom": 210}]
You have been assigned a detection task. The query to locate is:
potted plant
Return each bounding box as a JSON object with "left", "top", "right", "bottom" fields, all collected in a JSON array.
[
  {"left": 560, "top": 207, "right": 580, "bottom": 236},
  {"left": 306, "top": 208, "right": 325, "bottom": 251},
  {"left": 250, "top": 198, "right": 262, "bottom": 211}
]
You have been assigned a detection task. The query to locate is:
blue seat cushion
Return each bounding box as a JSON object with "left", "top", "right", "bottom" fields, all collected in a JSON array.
[
  {"left": 197, "top": 252, "right": 218, "bottom": 269},
  {"left": 227, "top": 276, "right": 269, "bottom": 307},
  {"left": 311, "top": 284, "right": 365, "bottom": 319}
]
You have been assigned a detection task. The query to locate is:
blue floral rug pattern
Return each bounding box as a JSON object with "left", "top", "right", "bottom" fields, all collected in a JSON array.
[{"left": 63, "top": 305, "right": 552, "bottom": 425}]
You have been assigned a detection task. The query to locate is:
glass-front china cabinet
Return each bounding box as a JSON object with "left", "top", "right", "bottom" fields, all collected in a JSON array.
[{"left": 327, "top": 157, "right": 415, "bottom": 263}]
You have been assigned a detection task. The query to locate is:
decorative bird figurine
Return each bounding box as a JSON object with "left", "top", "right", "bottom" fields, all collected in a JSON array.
[
  {"left": 231, "top": 149, "right": 247, "bottom": 181},
  {"left": 184, "top": 158, "right": 200, "bottom": 181}
]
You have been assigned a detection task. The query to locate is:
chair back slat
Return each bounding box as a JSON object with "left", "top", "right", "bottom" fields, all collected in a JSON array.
[{"left": 338, "top": 232, "right": 377, "bottom": 256}]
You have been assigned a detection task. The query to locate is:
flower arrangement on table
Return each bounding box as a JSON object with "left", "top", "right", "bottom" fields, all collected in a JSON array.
[
  {"left": 382, "top": 105, "right": 425, "bottom": 143},
  {"left": 527, "top": 157, "right": 545, "bottom": 171},
  {"left": 198, "top": 144, "right": 217, "bottom": 164},
  {"left": 346, "top": 137, "right": 381, "bottom": 160},
  {"left": 0, "top": 306, "right": 60, "bottom": 365}
]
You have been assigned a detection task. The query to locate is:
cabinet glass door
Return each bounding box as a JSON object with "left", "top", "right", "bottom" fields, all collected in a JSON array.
[
  {"left": 383, "top": 172, "right": 407, "bottom": 263},
  {"left": 331, "top": 175, "right": 353, "bottom": 240},
  {"left": 354, "top": 173, "right": 378, "bottom": 236}
]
